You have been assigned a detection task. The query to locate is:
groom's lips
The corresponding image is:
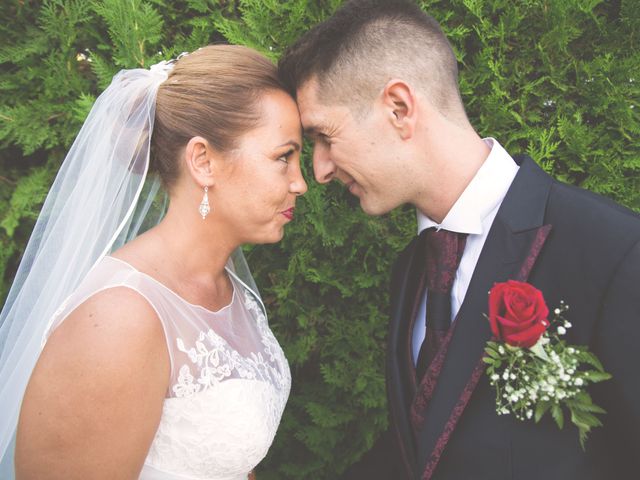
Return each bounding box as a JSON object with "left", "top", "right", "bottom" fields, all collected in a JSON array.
[{"left": 346, "top": 181, "right": 358, "bottom": 195}]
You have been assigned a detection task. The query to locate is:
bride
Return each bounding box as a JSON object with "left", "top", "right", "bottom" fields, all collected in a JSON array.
[{"left": 0, "top": 45, "right": 306, "bottom": 479}]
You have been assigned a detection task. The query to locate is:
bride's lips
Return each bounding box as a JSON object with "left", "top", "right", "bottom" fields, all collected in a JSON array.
[{"left": 281, "top": 207, "right": 295, "bottom": 220}]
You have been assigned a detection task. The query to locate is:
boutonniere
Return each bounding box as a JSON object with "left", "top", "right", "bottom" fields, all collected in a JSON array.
[{"left": 482, "top": 280, "right": 611, "bottom": 449}]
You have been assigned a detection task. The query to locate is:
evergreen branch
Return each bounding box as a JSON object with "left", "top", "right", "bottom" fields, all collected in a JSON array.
[{"left": 0, "top": 176, "right": 16, "bottom": 186}]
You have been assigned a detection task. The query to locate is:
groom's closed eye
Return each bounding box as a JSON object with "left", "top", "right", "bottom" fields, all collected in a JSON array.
[
  {"left": 317, "top": 133, "right": 331, "bottom": 144},
  {"left": 304, "top": 130, "right": 330, "bottom": 145}
]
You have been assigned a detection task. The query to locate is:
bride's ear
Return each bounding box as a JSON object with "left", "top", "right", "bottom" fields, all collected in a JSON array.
[{"left": 184, "top": 136, "right": 216, "bottom": 188}]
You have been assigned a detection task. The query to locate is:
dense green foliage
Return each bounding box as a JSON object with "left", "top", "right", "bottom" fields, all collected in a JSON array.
[{"left": 1, "top": 0, "right": 638, "bottom": 478}]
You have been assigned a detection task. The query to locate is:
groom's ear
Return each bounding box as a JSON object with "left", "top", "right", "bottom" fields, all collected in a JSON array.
[
  {"left": 183, "top": 136, "right": 217, "bottom": 188},
  {"left": 381, "top": 79, "right": 417, "bottom": 141}
]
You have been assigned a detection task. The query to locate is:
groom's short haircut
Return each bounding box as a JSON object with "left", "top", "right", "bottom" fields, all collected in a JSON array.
[{"left": 278, "top": 0, "right": 465, "bottom": 119}]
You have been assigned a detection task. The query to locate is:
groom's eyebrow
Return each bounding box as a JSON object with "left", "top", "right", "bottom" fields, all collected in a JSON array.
[{"left": 302, "top": 125, "right": 322, "bottom": 138}]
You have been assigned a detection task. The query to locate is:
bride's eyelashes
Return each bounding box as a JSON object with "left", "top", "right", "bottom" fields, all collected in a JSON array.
[{"left": 277, "top": 148, "right": 296, "bottom": 165}]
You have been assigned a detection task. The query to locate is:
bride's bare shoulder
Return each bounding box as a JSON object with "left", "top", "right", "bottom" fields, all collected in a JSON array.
[
  {"left": 16, "top": 285, "right": 170, "bottom": 478},
  {"left": 43, "top": 285, "right": 167, "bottom": 376}
]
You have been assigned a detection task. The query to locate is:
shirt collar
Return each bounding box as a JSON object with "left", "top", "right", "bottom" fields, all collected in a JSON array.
[{"left": 417, "top": 138, "right": 519, "bottom": 235}]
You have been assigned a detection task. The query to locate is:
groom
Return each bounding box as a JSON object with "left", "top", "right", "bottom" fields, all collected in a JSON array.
[{"left": 279, "top": 0, "right": 640, "bottom": 479}]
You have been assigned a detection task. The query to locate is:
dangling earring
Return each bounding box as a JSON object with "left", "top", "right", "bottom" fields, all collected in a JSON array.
[{"left": 199, "top": 186, "right": 210, "bottom": 219}]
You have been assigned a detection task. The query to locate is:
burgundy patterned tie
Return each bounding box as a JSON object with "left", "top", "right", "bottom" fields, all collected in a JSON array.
[{"left": 415, "top": 227, "right": 468, "bottom": 380}]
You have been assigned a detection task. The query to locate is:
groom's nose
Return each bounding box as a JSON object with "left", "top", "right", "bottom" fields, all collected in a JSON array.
[{"left": 312, "top": 142, "right": 335, "bottom": 184}]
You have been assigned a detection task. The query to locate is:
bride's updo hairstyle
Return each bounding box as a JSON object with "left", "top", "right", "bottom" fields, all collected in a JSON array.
[{"left": 151, "top": 45, "right": 286, "bottom": 189}]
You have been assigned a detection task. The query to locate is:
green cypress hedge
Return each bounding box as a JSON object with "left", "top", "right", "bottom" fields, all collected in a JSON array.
[{"left": 0, "top": 1, "right": 638, "bottom": 478}]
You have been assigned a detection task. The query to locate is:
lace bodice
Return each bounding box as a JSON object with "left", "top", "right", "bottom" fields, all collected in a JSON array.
[{"left": 45, "top": 256, "right": 291, "bottom": 480}]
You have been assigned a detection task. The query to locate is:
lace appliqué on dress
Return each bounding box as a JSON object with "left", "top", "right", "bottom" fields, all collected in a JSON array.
[
  {"left": 173, "top": 290, "right": 289, "bottom": 398},
  {"left": 142, "top": 285, "right": 291, "bottom": 480}
]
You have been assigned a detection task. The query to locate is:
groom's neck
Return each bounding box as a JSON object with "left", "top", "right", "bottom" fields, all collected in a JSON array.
[{"left": 412, "top": 122, "right": 490, "bottom": 223}]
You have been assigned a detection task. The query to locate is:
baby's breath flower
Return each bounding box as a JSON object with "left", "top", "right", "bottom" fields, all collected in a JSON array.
[{"left": 484, "top": 293, "right": 610, "bottom": 448}]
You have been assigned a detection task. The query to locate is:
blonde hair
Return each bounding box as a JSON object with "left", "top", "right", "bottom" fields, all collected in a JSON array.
[{"left": 151, "top": 45, "right": 285, "bottom": 189}]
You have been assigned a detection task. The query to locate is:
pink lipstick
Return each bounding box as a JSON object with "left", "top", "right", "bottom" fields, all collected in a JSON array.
[{"left": 281, "top": 207, "right": 295, "bottom": 220}]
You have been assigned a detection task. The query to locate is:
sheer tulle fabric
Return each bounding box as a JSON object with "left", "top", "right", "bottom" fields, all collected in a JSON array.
[
  {"left": 0, "top": 65, "right": 266, "bottom": 477},
  {"left": 0, "top": 70, "right": 163, "bottom": 477}
]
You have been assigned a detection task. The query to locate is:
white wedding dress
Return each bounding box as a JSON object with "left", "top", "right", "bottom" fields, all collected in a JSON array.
[{"left": 44, "top": 256, "right": 291, "bottom": 480}]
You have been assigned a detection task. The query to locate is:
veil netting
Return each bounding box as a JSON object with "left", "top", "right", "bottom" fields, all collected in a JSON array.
[{"left": 0, "top": 59, "right": 262, "bottom": 476}]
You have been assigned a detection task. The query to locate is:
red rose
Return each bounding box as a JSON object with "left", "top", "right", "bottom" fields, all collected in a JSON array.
[{"left": 488, "top": 280, "right": 549, "bottom": 348}]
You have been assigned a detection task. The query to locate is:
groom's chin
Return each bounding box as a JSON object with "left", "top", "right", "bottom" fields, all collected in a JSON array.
[
  {"left": 356, "top": 197, "right": 393, "bottom": 217},
  {"left": 343, "top": 189, "right": 394, "bottom": 216}
]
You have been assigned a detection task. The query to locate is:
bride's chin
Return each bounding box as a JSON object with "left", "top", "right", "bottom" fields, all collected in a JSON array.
[
  {"left": 251, "top": 227, "right": 286, "bottom": 245},
  {"left": 269, "top": 228, "right": 286, "bottom": 244}
]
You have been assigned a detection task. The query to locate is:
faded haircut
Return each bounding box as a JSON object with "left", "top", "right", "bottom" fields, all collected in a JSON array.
[{"left": 278, "top": 0, "right": 464, "bottom": 118}]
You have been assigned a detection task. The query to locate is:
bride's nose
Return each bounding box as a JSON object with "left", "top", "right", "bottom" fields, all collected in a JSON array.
[{"left": 290, "top": 167, "right": 308, "bottom": 196}]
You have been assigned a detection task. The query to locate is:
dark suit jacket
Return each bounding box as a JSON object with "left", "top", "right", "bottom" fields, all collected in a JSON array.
[{"left": 344, "top": 155, "right": 640, "bottom": 480}]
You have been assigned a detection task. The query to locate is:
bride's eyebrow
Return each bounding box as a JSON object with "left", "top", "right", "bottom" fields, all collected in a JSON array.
[{"left": 275, "top": 140, "right": 301, "bottom": 151}]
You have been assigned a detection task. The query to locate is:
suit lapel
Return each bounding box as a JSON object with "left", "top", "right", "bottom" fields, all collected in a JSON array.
[
  {"left": 387, "top": 234, "right": 426, "bottom": 478},
  {"left": 413, "top": 157, "right": 555, "bottom": 478}
]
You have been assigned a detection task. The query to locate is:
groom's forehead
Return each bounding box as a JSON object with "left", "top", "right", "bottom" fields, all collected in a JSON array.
[
  {"left": 300, "top": 107, "right": 346, "bottom": 136},
  {"left": 298, "top": 87, "right": 344, "bottom": 130},
  {"left": 296, "top": 89, "right": 326, "bottom": 131},
  {"left": 296, "top": 79, "right": 321, "bottom": 111}
]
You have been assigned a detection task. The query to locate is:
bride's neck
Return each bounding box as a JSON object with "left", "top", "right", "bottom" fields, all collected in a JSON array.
[{"left": 150, "top": 202, "right": 237, "bottom": 283}]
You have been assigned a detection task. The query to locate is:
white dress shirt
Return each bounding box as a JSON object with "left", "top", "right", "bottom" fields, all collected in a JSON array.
[{"left": 411, "top": 138, "right": 520, "bottom": 365}]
